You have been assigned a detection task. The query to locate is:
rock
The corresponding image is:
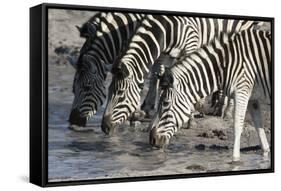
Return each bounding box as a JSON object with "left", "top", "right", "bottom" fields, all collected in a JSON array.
[
  {"left": 240, "top": 145, "right": 261, "bottom": 153},
  {"left": 186, "top": 164, "right": 206, "bottom": 171},
  {"left": 131, "top": 110, "right": 146, "bottom": 121},
  {"left": 195, "top": 144, "right": 206, "bottom": 150},
  {"left": 212, "top": 129, "right": 228, "bottom": 140},
  {"left": 197, "top": 131, "right": 215, "bottom": 139},
  {"left": 54, "top": 46, "right": 70, "bottom": 55},
  {"left": 129, "top": 121, "right": 148, "bottom": 132},
  {"left": 130, "top": 120, "right": 141, "bottom": 127}
]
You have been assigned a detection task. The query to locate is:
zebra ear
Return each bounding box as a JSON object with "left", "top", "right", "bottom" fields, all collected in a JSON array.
[
  {"left": 160, "top": 69, "right": 174, "bottom": 89},
  {"left": 77, "top": 22, "right": 98, "bottom": 38},
  {"left": 75, "top": 25, "right": 82, "bottom": 33},
  {"left": 267, "top": 31, "right": 271, "bottom": 39},
  {"left": 86, "top": 22, "right": 98, "bottom": 37}
]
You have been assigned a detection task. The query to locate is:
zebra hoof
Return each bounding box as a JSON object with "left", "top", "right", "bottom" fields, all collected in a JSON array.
[
  {"left": 232, "top": 156, "right": 240, "bottom": 162},
  {"left": 222, "top": 112, "right": 232, "bottom": 121},
  {"left": 263, "top": 151, "right": 270, "bottom": 159},
  {"left": 187, "top": 119, "right": 197, "bottom": 129}
]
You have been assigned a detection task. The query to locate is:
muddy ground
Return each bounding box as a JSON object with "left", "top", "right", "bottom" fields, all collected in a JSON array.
[{"left": 47, "top": 9, "right": 272, "bottom": 182}]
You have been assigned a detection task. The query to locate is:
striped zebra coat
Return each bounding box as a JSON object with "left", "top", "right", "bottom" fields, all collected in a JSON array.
[
  {"left": 102, "top": 14, "right": 260, "bottom": 135},
  {"left": 68, "top": 12, "right": 145, "bottom": 129},
  {"left": 149, "top": 29, "right": 271, "bottom": 161}
]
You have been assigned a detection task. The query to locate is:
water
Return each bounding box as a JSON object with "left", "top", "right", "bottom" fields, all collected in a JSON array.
[
  {"left": 48, "top": 105, "right": 270, "bottom": 182},
  {"left": 48, "top": 64, "right": 271, "bottom": 182}
]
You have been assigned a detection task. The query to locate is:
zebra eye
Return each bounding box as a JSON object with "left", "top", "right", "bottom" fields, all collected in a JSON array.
[
  {"left": 117, "top": 90, "right": 125, "bottom": 96},
  {"left": 83, "top": 82, "right": 92, "bottom": 91},
  {"left": 162, "top": 101, "right": 170, "bottom": 107}
]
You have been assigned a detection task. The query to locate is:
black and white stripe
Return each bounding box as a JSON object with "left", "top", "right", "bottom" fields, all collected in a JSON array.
[
  {"left": 68, "top": 12, "right": 145, "bottom": 128},
  {"left": 149, "top": 29, "right": 271, "bottom": 161},
  {"left": 102, "top": 15, "right": 260, "bottom": 134}
]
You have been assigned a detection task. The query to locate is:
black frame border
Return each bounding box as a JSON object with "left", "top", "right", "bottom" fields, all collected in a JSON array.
[{"left": 30, "top": 3, "right": 275, "bottom": 187}]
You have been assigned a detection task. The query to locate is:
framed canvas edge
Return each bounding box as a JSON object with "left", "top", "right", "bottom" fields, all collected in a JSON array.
[
  {"left": 29, "top": 3, "right": 275, "bottom": 187},
  {"left": 30, "top": 4, "right": 44, "bottom": 187}
]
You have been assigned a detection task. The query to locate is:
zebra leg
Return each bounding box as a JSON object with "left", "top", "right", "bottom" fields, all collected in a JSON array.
[
  {"left": 232, "top": 90, "right": 250, "bottom": 161},
  {"left": 181, "top": 113, "right": 195, "bottom": 129},
  {"left": 196, "top": 98, "right": 205, "bottom": 118},
  {"left": 222, "top": 97, "right": 234, "bottom": 120},
  {"left": 141, "top": 72, "right": 159, "bottom": 118},
  {"left": 220, "top": 96, "right": 229, "bottom": 117},
  {"left": 210, "top": 90, "right": 225, "bottom": 116},
  {"left": 248, "top": 100, "right": 270, "bottom": 158},
  {"left": 141, "top": 61, "right": 165, "bottom": 118}
]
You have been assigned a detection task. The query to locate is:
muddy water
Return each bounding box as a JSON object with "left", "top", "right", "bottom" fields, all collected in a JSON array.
[{"left": 48, "top": 63, "right": 271, "bottom": 182}]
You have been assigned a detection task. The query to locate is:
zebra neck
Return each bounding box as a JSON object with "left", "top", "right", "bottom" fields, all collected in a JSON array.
[
  {"left": 82, "top": 12, "right": 144, "bottom": 72},
  {"left": 84, "top": 51, "right": 108, "bottom": 79},
  {"left": 172, "top": 41, "right": 227, "bottom": 102}
]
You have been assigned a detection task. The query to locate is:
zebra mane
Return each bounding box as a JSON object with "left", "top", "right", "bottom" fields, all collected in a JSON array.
[
  {"left": 76, "top": 12, "right": 106, "bottom": 38},
  {"left": 214, "top": 28, "right": 271, "bottom": 49},
  {"left": 214, "top": 32, "right": 233, "bottom": 47},
  {"left": 110, "top": 31, "right": 134, "bottom": 77}
]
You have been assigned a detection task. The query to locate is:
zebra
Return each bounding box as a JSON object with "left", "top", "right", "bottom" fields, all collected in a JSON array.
[
  {"left": 101, "top": 15, "right": 260, "bottom": 135},
  {"left": 67, "top": 12, "right": 106, "bottom": 69},
  {"left": 149, "top": 29, "right": 271, "bottom": 161},
  {"left": 76, "top": 12, "right": 104, "bottom": 39},
  {"left": 68, "top": 12, "right": 145, "bottom": 130},
  {"left": 143, "top": 21, "right": 264, "bottom": 119}
]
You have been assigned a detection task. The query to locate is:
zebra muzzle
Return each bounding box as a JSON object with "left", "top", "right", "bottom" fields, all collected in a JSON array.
[
  {"left": 149, "top": 127, "right": 168, "bottom": 148},
  {"left": 149, "top": 127, "right": 157, "bottom": 145},
  {"left": 68, "top": 108, "right": 87, "bottom": 128},
  {"left": 101, "top": 114, "right": 116, "bottom": 135}
]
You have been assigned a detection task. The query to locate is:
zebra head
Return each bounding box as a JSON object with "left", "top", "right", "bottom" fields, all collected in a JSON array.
[
  {"left": 149, "top": 69, "right": 192, "bottom": 148},
  {"left": 102, "top": 64, "right": 143, "bottom": 135},
  {"left": 68, "top": 53, "right": 110, "bottom": 128}
]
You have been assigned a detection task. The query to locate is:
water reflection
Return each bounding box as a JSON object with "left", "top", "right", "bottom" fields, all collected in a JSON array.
[{"left": 48, "top": 95, "right": 271, "bottom": 182}]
